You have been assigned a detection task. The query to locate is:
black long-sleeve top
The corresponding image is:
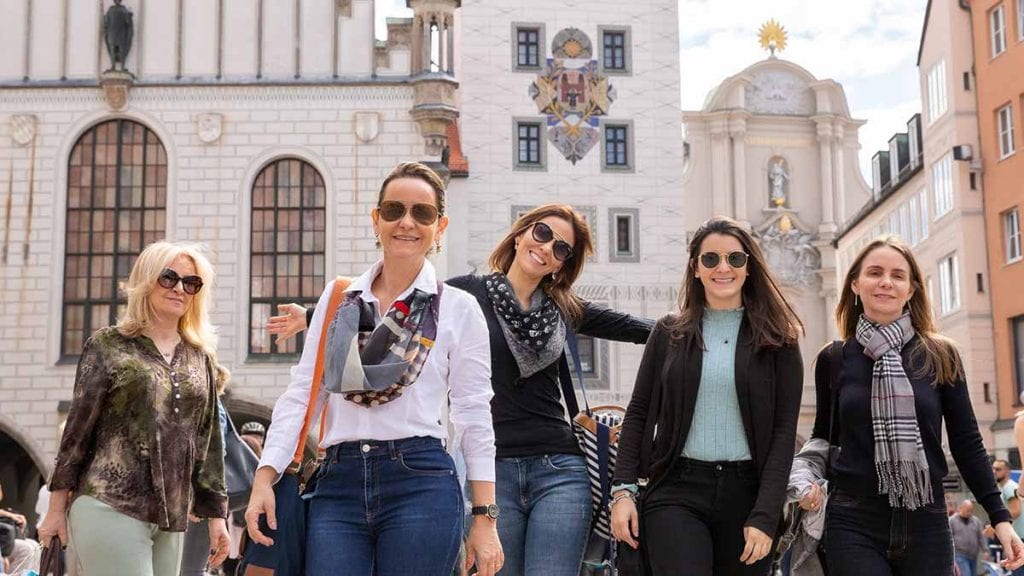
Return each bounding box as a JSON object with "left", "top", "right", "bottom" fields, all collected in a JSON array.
[
  {"left": 811, "top": 338, "right": 1010, "bottom": 525},
  {"left": 446, "top": 274, "right": 653, "bottom": 458}
]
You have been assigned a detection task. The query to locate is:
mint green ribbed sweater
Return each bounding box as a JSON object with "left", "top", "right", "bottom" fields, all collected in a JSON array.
[{"left": 681, "top": 308, "right": 752, "bottom": 461}]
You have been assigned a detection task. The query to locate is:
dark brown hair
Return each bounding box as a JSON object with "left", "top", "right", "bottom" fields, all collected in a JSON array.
[
  {"left": 666, "top": 216, "right": 803, "bottom": 349},
  {"left": 837, "top": 235, "right": 963, "bottom": 385},
  {"left": 377, "top": 162, "right": 446, "bottom": 215},
  {"left": 487, "top": 204, "right": 594, "bottom": 326}
]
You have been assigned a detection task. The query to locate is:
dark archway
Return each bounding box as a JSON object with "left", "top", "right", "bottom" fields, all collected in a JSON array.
[{"left": 0, "top": 431, "right": 44, "bottom": 536}]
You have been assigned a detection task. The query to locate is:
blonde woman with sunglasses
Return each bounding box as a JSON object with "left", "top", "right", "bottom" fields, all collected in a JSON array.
[
  {"left": 247, "top": 162, "right": 503, "bottom": 576},
  {"left": 38, "top": 241, "right": 230, "bottom": 576},
  {"left": 612, "top": 216, "right": 804, "bottom": 575}
]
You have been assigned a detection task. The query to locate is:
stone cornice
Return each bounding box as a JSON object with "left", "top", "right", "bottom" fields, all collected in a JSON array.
[{"left": 0, "top": 84, "right": 417, "bottom": 107}]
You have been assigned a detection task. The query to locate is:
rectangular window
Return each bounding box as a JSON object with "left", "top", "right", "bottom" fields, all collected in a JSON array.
[
  {"left": 890, "top": 211, "right": 901, "bottom": 239},
  {"left": 603, "top": 31, "right": 626, "bottom": 70},
  {"left": 608, "top": 207, "right": 640, "bottom": 262},
  {"left": 939, "top": 254, "right": 961, "bottom": 315},
  {"left": 1006, "top": 208, "right": 1022, "bottom": 263},
  {"left": 932, "top": 154, "right": 954, "bottom": 219},
  {"left": 516, "top": 28, "right": 540, "bottom": 68},
  {"left": 999, "top": 104, "right": 1016, "bottom": 159},
  {"left": 913, "top": 195, "right": 921, "bottom": 245},
  {"left": 899, "top": 204, "right": 910, "bottom": 243},
  {"left": 992, "top": 4, "right": 1007, "bottom": 57},
  {"left": 927, "top": 60, "right": 948, "bottom": 122},
  {"left": 577, "top": 335, "right": 596, "bottom": 376},
  {"left": 1014, "top": 316, "right": 1024, "bottom": 402},
  {"left": 601, "top": 121, "right": 634, "bottom": 171},
  {"left": 919, "top": 189, "right": 930, "bottom": 239},
  {"left": 514, "top": 120, "right": 545, "bottom": 170}
]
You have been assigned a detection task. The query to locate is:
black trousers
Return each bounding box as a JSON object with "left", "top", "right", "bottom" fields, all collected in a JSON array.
[
  {"left": 642, "top": 457, "right": 771, "bottom": 576},
  {"left": 824, "top": 488, "right": 954, "bottom": 576}
]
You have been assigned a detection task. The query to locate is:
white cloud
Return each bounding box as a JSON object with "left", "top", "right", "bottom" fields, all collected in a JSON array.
[{"left": 377, "top": 0, "right": 928, "bottom": 180}]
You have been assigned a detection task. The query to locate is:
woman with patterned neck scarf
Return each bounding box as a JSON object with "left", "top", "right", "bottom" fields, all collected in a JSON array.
[
  {"left": 265, "top": 202, "right": 653, "bottom": 575},
  {"left": 612, "top": 216, "right": 804, "bottom": 575},
  {"left": 794, "top": 236, "right": 1024, "bottom": 575},
  {"left": 446, "top": 204, "right": 653, "bottom": 576},
  {"left": 246, "top": 162, "right": 503, "bottom": 576}
]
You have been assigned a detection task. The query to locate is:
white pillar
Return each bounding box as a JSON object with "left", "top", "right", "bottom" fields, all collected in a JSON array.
[
  {"left": 729, "top": 118, "right": 748, "bottom": 225},
  {"left": 710, "top": 118, "right": 732, "bottom": 217},
  {"left": 815, "top": 120, "right": 835, "bottom": 234}
]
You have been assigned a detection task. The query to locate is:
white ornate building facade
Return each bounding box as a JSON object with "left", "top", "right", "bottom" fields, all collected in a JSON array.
[
  {"left": 0, "top": 0, "right": 686, "bottom": 520},
  {"left": 682, "top": 57, "right": 872, "bottom": 439}
]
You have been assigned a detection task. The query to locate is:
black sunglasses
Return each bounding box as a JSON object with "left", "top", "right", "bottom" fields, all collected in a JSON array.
[
  {"left": 377, "top": 200, "right": 440, "bottom": 225},
  {"left": 531, "top": 222, "right": 573, "bottom": 262},
  {"left": 699, "top": 251, "right": 749, "bottom": 269},
  {"left": 157, "top": 268, "right": 204, "bottom": 295}
]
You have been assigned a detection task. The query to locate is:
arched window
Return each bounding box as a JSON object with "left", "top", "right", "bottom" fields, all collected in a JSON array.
[
  {"left": 62, "top": 119, "right": 167, "bottom": 358},
  {"left": 249, "top": 158, "right": 326, "bottom": 357}
]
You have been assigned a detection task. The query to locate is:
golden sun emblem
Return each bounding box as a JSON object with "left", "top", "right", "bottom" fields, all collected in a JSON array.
[{"left": 758, "top": 19, "right": 788, "bottom": 56}]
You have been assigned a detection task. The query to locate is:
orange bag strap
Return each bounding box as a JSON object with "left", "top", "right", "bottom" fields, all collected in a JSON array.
[{"left": 290, "top": 276, "right": 351, "bottom": 468}]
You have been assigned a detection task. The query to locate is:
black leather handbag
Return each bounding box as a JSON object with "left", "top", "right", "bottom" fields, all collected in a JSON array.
[{"left": 223, "top": 405, "right": 260, "bottom": 512}]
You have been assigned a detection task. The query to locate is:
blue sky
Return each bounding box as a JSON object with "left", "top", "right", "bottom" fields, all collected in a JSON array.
[{"left": 376, "top": 0, "right": 928, "bottom": 180}]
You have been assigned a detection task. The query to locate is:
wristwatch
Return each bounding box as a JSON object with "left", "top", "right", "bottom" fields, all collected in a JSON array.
[{"left": 471, "top": 503, "right": 501, "bottom": 520}]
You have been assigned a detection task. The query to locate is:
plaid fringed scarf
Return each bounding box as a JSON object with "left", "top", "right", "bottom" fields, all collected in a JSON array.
[{"left": 855, "top": 313, "right": 932, "bottom": 509}]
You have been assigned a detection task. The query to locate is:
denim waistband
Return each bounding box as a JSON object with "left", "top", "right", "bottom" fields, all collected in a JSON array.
[
  {"left": 324, "top": 436, "right": 443, "bottom": 462},
  {"left": 677, "top": 457, "right": 757, "bottom": 474}
]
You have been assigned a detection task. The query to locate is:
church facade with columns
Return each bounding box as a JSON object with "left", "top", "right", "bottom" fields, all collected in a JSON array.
[{"left": 682, "top": 55, "right": 872, "bottom": 438}]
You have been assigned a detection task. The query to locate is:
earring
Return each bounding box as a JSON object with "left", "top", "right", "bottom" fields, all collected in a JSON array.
[
  {"left": 374, "top": 232, "right": 381, "bottom": 249},
  {"left": 550, "top": 271, "right": 557, "bottom": 281},
  {"left": 434, "top": 238, "right": 442, "bottom": 254},
  {"left": 854, "top": 293, "right": 859, "bottom": 307}
]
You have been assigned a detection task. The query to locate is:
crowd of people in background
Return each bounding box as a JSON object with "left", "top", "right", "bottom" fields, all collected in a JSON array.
[{"left": 4, "top": 161, "right": 1024, "bottom": 576}]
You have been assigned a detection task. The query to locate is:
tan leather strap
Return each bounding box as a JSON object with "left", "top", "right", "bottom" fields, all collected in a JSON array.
[{"left": 290, "top": 276, "right": 351, "bottom": 467}]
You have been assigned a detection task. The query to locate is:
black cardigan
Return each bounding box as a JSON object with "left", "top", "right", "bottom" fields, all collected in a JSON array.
[
  {"left": 811, "top": 338, "right": 1010, "bottom": 525},
  {"left": 613, "top": 316, "right": 804, "bottom": 537},
  {"left": 446, "top": 274, "right": 653, "bottom": 458}
]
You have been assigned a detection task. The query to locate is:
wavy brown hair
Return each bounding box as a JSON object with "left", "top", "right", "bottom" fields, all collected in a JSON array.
[
  {"left": 487, "top": 204, "right": 595, "bottom": 327},
  {"left": 666, "top": 216, "right": 803, "bottom": 349},
  {"left": 837, "top": 235, "right": 963, "bottom": 385}
]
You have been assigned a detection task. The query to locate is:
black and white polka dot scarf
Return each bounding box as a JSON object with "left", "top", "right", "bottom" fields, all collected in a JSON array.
[{"left": 485, "top": 272, "right": 565, "bottom": 379}]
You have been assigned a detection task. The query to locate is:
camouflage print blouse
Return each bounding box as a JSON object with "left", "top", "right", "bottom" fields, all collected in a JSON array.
[{"left": 50, "top": 327, "right": 227, "bottom": 531}]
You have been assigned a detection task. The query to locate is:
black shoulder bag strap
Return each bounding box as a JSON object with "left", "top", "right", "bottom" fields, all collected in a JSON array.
[{"left": 826, "top": 339, "right": 843, "bottom": 476}]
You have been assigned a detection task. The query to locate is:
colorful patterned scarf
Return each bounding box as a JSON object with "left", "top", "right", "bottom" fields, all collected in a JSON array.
[
  {"left": 322, "top": 286, "right": 440, "bottom": 407},
  {"left": 855, "top": 313, "right": 931, "bottom": 509}
]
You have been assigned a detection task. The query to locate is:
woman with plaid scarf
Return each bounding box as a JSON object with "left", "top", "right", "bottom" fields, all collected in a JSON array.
[{"left": 797, "top": 236, "right": 1024, "bottom": 575}]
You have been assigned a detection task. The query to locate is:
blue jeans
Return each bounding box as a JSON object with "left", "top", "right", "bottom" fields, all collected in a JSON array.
[
  {"left": 954, "top": 553, "right": 975, "bottom": 576},
  {"left": 825, "top": 489, "right": 954, "bottom": 576},
  {"left": 305, "top": 436, "right": 464, "bottom": 576},
  {"left": 495, "top": 454, "right": 592, "bottom": 576}
]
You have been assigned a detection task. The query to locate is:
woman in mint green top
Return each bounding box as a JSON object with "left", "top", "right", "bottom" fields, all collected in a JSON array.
[{"left": 611, "top": 216, "right": 804, "bottom": 576}]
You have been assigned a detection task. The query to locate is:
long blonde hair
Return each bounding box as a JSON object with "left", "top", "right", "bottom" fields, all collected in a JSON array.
[
  {"left": 487, "top": 204, "right": 595, "bottom": 327},
  {"left": 837, "top": 235, "right": 963, "bottom": 385},
  {"left": 117, "top": 241, "right": 218, "bottom": 355}
]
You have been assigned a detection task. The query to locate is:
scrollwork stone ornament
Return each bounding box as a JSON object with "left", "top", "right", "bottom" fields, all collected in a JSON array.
[
  {"left": 10, "top": 115, "right": 37, "bottom": 147},
  {"left": 197, "top": 113, "right": 223, "bottom": 144},
  {"left": 756, "top": 215, "right": 821, "bottom": 288}
]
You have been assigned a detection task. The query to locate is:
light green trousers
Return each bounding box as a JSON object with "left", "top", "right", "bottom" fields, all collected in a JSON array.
[{"left": 68, "top": 495, "right": 184, "bottom": 576}]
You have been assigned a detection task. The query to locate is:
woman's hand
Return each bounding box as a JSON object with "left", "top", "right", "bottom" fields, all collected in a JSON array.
[
  {"left": 740, "top": 525, "right": 772, "bottom": 565},
  {"left": 610, "top": 492, "right": 639, "bottom": 550},
  {"left": 995, "top": 521, "right": 1024, "bottom": 570},
  {"left": 267, "top": 303, "right": 308, "bottom": 344},
  {"left": 36, "top": 489, "right": 69, "bottom": 547},
  {"left": 207, "top": 517, "right": 230, "bottom": 567},
  {"left": 465, "top": 518, "right": 504, "bottom": 576},
  {"left": 244, "top": 468, "right": 278, "bottom": 547},
  {"left": 798, "top": 482, "right": 823, "bottom": 512}
]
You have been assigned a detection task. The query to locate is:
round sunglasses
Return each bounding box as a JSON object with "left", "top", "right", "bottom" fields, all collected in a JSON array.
[
  {"left": 377, "top": 200, "right": 440, "bottom": 226},
  {"left": 699, "top": 251, "right": 749, "bottom": 269},
  {"left": 157, "top": 268, "right": 204, "bottom": 295},
  {"left": 531, "top": 221, "right": 573, "bottom": 262}
]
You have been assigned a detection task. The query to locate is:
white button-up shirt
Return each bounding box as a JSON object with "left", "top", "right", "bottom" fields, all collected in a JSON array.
[{"left": 260, "top": 260, "right": 496, "bottom": 482}]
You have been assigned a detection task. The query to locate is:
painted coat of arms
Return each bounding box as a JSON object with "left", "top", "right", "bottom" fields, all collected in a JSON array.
[{"left": 529, "top": 28, "right": 616, "bottom": 164}]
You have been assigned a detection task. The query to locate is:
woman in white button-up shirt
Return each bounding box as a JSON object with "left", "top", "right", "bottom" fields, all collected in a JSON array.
[{"left": 245, "top": 162, "right": 503, "bottom": 576}]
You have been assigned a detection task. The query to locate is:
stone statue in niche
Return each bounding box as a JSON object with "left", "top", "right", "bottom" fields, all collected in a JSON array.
[
  {"left": 768, "top": 158, "right": 790, "bottom": 207},
  {"left": 103, "top": 0, "right": 134, "bottom": 73}
]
